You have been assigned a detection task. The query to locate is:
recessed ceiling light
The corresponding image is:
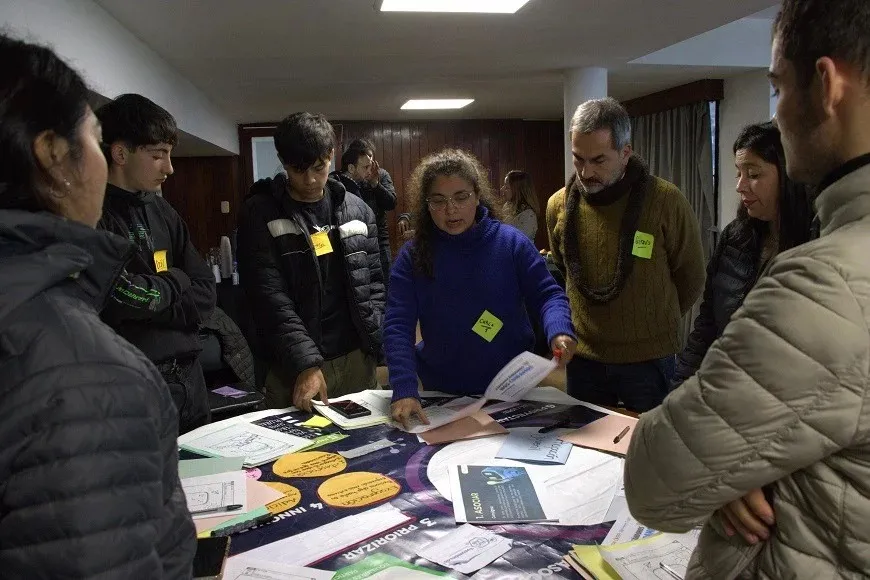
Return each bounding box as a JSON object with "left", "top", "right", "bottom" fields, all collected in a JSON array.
[
  {"left": 380, "top": 0, "right": 531, "bottom": 14},
  {"left": 401, "top": 99, "right": 475, "bottom": 110}
]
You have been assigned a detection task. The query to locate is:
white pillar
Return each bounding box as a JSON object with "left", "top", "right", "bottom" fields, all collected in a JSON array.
[{"left": 563, "top": 67, "right": 608, "bottom": 180}]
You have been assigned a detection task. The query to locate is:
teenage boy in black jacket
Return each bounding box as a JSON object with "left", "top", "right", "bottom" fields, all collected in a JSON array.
[
  {"left": 237, "top": 113, "right": 384, "bottom": 411},
  {"left": 96, "top": 94, "right": 216, "bottom": 434}
]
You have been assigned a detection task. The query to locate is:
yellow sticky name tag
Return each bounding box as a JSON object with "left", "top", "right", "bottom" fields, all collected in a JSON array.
[
  {"left": 632, "top": 231, "right": 654, "bottom": 259},
  {"left": 311, "top": 231, "right": 334, "bottom": 256},
  {"left": 153, "top": 249, "right": 168, "bottom": 272},
  {"left": 472, "top": 309, "right": 504, "bottom": 342}
]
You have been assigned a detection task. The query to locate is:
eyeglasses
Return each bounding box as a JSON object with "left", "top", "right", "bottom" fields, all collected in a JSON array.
[{"left": 426, "top": 190, "right": 475, "bottom": 211}]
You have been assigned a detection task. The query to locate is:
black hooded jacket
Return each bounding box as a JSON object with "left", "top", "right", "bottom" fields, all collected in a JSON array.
[
  {"left": 98, "top": 184, "right": 216, "bottom": 363},
  {"left": 0, "top": 209, "right": 195, "bottom": 578}
]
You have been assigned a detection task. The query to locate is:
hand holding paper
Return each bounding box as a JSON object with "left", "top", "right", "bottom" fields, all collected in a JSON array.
[{"left": 395, "top": 351, "right": 557, "bottom": 434}]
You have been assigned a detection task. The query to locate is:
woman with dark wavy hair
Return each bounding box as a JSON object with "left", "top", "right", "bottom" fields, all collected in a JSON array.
[
  {"left": 673, "top": 121, "right": 814, "bottom": 384},
  {"left": 383, "top": 148, "right": 577, "bottom": 428}
]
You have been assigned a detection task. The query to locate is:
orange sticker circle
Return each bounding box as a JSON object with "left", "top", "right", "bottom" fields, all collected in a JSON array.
[
  {"left": 273, "top": 451, "right": 347, "bottom": 478},
  {"left": 317, "top": 472, "right": 401, "bottom": 509},
  {"left": 263, "top": 482, "right": 301, "bottom": 513}
]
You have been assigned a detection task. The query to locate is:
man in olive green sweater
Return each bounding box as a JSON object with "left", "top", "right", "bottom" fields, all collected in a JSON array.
[{"left": 547, "top": 97, "right": 705, "bottom": 412}]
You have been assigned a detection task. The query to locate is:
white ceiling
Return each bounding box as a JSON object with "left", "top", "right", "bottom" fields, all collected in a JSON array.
[{"left": 93, "top": 0, "right": 777, "bottom": 123}]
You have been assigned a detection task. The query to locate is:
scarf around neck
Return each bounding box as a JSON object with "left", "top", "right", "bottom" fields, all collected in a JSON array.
[{"left": 563, "top": 155, "right": 650, "bottom": 304}]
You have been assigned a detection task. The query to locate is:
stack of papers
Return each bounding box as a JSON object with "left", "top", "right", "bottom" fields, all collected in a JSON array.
[
  {"left": 448, "top": 464, "right": 556, "bottom": 524},
  {"left": 397, "top": 351, "right": 558, "bottom": 434},
  {"left": 419, "top": 411, "right": 507, "bottom": 445},
  {"left": 179, "top": 457, "right": 286, "bottom": 536},
  {"left": 564, "top": 518, "right": 701, "bottom": 579},
  {"left": 180, "top": 422, "right": 311, "bottom": 467},
  {"left": 313, "top": 391, "right": 392, "bottom": 430}
]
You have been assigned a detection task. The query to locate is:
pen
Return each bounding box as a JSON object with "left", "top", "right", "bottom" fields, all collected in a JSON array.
[
  {"left": 192, "top": 503, "right": 243, "bottom": 516},
  {"left": 613, "top": 426, "right": 630, "bottom": 444},
  {"left": 659, "top": 562, "right": 683, "bottom": 580}
]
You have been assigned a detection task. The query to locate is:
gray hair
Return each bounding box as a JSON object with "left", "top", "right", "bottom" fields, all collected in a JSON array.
[{"left": 569, "top": 97, "right": 631, "bottom": 151}]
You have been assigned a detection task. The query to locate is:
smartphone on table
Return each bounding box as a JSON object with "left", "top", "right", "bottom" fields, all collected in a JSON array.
[
  {"left": 330, "top": 400, "right": 372, "bottom": 419},
  {"left": 193, "top": 537, "right": 230, "bottom": 580}
]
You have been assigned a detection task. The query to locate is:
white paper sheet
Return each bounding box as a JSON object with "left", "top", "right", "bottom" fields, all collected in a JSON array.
[
  {"left": 495, "top": 427, "right": 573, "bottom": 464},
  {"left": 223, "top": 557, "right": 334, "bottom": 580},
  {"left": 181, "top": 470, "right": 248, "bottom": 519},
  {"left": 603, "top": 511, "right": 660, "bottom": 546},
  {"left": 417, "top": 524, "right": 512, "bottom": 574},
  {"left": 239, "top": 504, "right": 413, "bottom": 566},
  {"left": 599, "top": 533, "right": 695, "bottom": 580},
  {"left": 426, "top": 436, "right": 622, "bottom": 526},
  {"left": 484, "top": 351, "right": 558, "bottom": 402},
  {"left": 180, "top": 422, "right": 311, "bottom": 467}
]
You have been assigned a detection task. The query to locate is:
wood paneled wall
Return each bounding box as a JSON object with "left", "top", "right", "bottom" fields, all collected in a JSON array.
[
  {"left": 239, "top": 119, "right": 565, "bottom": 251},
  {"left": 160, "top": 155, "right": 241, "bottom": 254}
]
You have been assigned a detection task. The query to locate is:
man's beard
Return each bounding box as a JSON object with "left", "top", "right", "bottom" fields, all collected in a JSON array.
[{"left": 578, "top": 171, "right": 622, "bottom": 194}]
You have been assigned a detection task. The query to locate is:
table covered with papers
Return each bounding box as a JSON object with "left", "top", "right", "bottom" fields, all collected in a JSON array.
[{"left": 179, "top": 386, "right": 695, "bottom": 580}]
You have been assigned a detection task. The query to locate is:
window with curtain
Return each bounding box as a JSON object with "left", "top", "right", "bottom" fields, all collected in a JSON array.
[{"left": 630, "top": 101, "right": 716, "bottom": 345}]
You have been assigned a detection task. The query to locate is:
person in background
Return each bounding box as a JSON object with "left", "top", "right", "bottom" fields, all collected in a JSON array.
[
  {"left": 501, "top": 170, "right": 540, "bottom": 240},
  {"left": 546, "top": 97, "right": 705, "bottom": 412},
  {"left": 237, "top": 113, "right": 384, "bottom": 411},
  {"left": 397, "top": 211, "right": 415, "bottom": 240},
  {"left": 97, "top": 94, "right": 216, "bottom": 434},
  {"left": 0, "top": 34, "right": 194, "bottom": 578},
  {"left": 625, "top": 0, "right": 870, "bottom": 576},
  {"left": 385, "top": 149, "right": 577, "bottom": 428},
  {"left": 332, "top": 138, "right": 397, "bottom": 288},
  {"left": 673, "top": 122, "right": 813, "bottom": 385}
]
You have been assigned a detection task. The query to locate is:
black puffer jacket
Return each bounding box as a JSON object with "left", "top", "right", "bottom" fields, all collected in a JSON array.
[
  {"left": 674, "top": 219, "right": 761, "bottom": 384},
  {"left": 236, "top": 175, "right": 385, "bottom": 380},
  {"left": 331, "top": 168, "right": 397, "bottom": 254},
  {"left": 0, "top": 210, "right": 195, "bottom": 578}
]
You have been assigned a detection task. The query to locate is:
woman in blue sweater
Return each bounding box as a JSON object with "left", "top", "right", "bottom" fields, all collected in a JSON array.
[{"left": 385, "top": 149, "right": 577, "bottom": 428}]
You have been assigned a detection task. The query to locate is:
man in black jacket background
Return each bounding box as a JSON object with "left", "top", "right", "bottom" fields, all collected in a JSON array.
[
  {"left": 96, "top": 94, "right": 216, "bottom": 434},
  {"left": 237, "top": 113, "right": 384, "bottom": 411},
  {"left": 331, "top": 138, "right": 397, "bottom": 289}
]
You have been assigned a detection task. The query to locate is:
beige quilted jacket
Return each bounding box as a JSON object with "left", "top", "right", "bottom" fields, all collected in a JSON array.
[{"left": 624, "top": 162, "right": 870, "bottom": 579}]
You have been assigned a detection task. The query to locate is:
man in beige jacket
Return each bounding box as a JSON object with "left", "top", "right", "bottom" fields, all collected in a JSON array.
[{"left": 624, "top": 0, "right": 870, "bottom": 578}]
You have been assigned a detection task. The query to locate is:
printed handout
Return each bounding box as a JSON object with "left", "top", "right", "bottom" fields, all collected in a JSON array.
[
  {"left": 239, "top": 504, "right": 413, "bottom": 566},
  {"left": 181, "top": 470, "right": 248, "bottom": 519},
  {"left": 495, "top": 427, "right": 573, "bottom": 464},
  {"left": 222, "top": 557, "right": 334, "bottom": 580},
  {"left": 417, "top": 524, "right": 512, "bottom": 574},
  {"left": 180, "top": 422, "right": 311, "bottom": 467},
  {"left": 449, "top": 464, "right": 555, "bottom": 524}
]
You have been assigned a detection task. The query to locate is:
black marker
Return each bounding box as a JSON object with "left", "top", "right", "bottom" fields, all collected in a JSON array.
[{"left": 192, "top": 504, "right": 243, "bottom": 516}]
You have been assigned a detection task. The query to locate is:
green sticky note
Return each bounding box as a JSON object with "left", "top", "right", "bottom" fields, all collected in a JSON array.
[
  {"left": 632, "top": 231, "right": 654, "bottom": 259},
  {"left": 472, "top": 310, "right": 503, "bottom": 342},
  {"left": 301, "top": 415, "right": 332, "bottom": 429},
  {"left": 178, "top": 456, "right": 245, "bottom": 479}
]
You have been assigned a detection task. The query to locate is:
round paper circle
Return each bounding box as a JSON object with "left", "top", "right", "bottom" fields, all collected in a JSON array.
[
  {"left": 245, "top": 467, "right": 262, "bottom": 480},
  {"left": 264, "top": 481, "right": 302, "bottom": 513},
  {"left": 317, "top": 472, "right": 401, "bottom": 509},
  {"left": 273, "top": 451, "right": 347, "bottom": 478}
]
